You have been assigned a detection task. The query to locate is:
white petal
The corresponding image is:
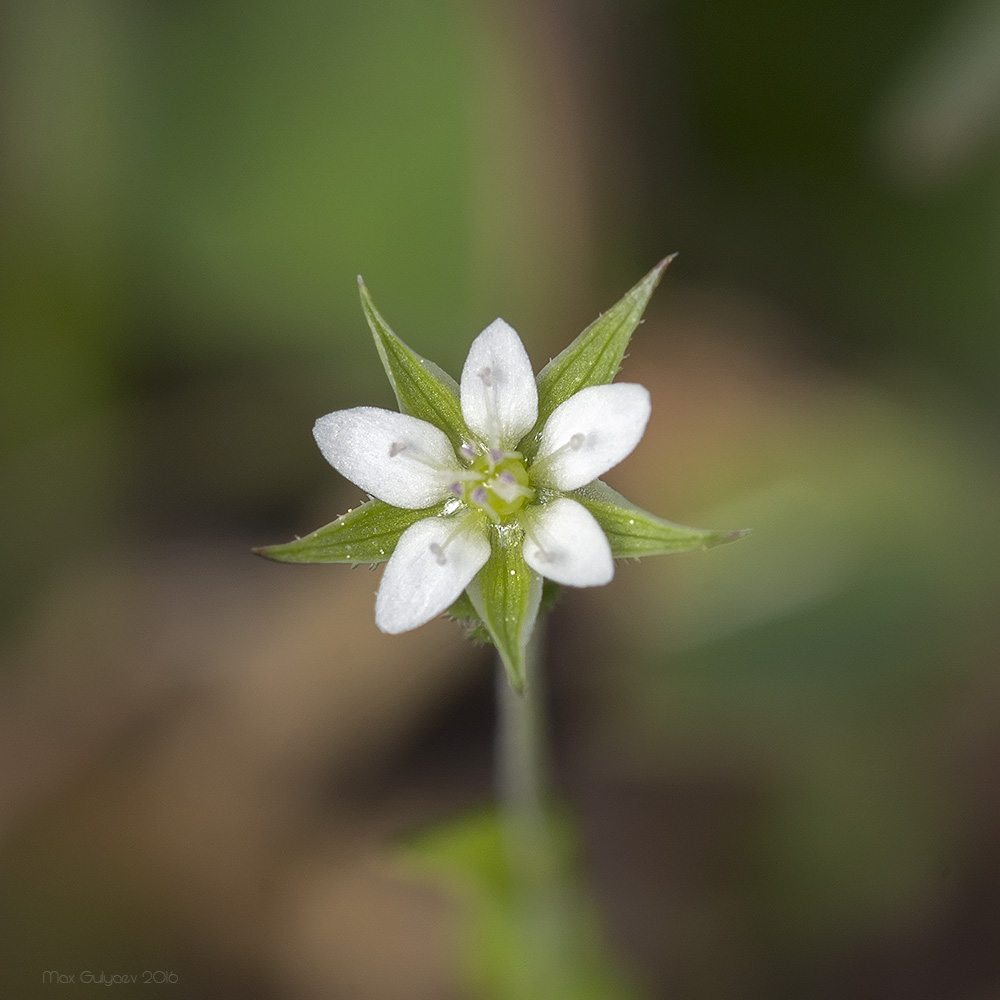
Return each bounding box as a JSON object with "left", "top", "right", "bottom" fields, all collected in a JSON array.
[
  {"left": 531, "top": 383, "right": 650, "bottom": 491},
  {"left": 313, "top": 407, "right": 461, "bottom": 509},
  {"left": 375, "top": 514, "right": 491, "bottom": 633},
  {"left": 521, "top": 498, "right": 613, "bottom": 587},
  {"left": 460, "top": 319, "right": 538, "bottom": 450}
]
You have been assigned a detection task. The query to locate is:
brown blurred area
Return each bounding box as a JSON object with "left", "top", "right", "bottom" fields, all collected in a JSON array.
[{"left": 3, "top": 1, "right": 1000, "bottom": 998}]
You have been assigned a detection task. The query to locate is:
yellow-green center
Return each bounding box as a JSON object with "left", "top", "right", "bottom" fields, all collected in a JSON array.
[{"left": 464, "top": 453, "right": 534, "bottom": 520}]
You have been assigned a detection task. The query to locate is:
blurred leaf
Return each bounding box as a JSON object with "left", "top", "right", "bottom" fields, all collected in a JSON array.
[
  {"left": 151, "top": 1, "right": 481, "bottom": 352},
  {"left": 403, "top": 808, "right": 642, "bottom": 1000}
]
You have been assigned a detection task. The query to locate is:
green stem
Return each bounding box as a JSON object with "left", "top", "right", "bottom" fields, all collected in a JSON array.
[
  {"left": 494, "top": 628, "right": 637, "bottom": 997},
  {"left": 495, "top": 623, "right": 554, "bottom": 886},
  {"left": 496, "top": 622, "right": 583, "bottom": 999}
]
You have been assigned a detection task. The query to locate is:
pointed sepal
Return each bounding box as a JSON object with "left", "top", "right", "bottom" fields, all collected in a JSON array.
[
  {"left": 466, "top": 523, "right": 542, "bottom": 692},
  {"left": 522, "top": 255, "right": 675, "bottom": 458},
  {"left": 358, "top": 277, "right": 472, "bottom": 448},
  {"left": 573, "top": 480, "right": 748, "bottom": 558},
  {"left": 253, "top": 499, "right": 447, "bottom": 565}
]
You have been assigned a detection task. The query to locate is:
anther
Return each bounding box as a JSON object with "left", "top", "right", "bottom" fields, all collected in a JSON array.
[
  {"left": 569, "top": 433, "right": 585, "bottom": 450},
  {"left": 489, "top": 470, "right": 534, "bottom": 506},
  {"left": 429, "top": 542, "right": 448, "bottom": 566},
  {"left": 478, "top": 366, "right": 494, "bottom": 387},
  {"left": 471, "top": 486, "right": 501, "bottom": 524},
  {"left": 388, "top": 441, "right": 406, "bottom": 457}
]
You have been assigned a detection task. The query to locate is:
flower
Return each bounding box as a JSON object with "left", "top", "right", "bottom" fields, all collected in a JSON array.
[
  {"left": 257, "top": 260, "right": 744, "bottom": 688},
  {"left": 312, "top": 318, "right": 652, "bottom": 635}
]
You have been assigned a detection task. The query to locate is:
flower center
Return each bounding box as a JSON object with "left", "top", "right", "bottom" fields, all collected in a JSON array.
[{"left": 451, "top": 450, "right": 534, "bottom": 522}]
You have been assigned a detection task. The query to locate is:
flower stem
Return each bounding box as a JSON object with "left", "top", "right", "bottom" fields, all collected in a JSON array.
[
  {"left": 496, "top": 624, "right": 581, "bottom": 994},
  {"left": 495, "top": 623, "right": 556, "bottom": 885}
]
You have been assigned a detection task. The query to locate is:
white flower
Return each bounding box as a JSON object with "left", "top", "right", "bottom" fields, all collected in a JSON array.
[{"left": 312, "top": 319, "right": 651, "bottom": 634}]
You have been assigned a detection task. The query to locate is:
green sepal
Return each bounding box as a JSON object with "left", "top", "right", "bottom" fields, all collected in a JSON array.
[
  {"left": 447, "top": 590, "right": 479, "bottom": 622},
  {"left": 522, "top": 256, "right": 675, "bottom": 459},
  {"left": 358, "top": 277, "right": 472, "bottom": 449},
  {"left": 447, "top": 590, "right": 492, "bottom": 645},
  {"left": 449, "top": 578, "right": 562, "bottom": 647},
  {"left": 253, "top": 499, "right": 446, "bottom": 565},
  {"left": 573, "top": 480, "right": 748, "bottom": 558},
  {"left": 466, "top": 522, "right": 542, "bottom": 692}
]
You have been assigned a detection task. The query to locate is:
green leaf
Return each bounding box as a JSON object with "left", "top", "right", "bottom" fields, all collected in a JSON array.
[
  {"left": 522, "top": 256, "right": 675, "bottom": 459},
  {"left": 466, "top": 523, "right": 542, "bottom": 692},
  {"left": 402, "top": 808, "right": 643, "bottom": 1000},
  {"left": 254, "top": 499, "right": 445, "bottom": 564},
  {"left": 573, "top": 480, "right": 748, "bottom": 558},
  {"left": 358, "top": 277, "right": 472, "bottom": 448}
]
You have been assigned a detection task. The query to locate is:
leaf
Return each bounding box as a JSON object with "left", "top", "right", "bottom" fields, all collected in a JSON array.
[
  {"left": 253, "top": 499, "right": 445, "bottom": 564},
  {"left": 402, "top": 808, "right": 643, "bottom": 1000},
  {"left": 573, "top": 480, "right": 748, "bottom": 558},
  {"left": 358, "top": 277, "right": 472, "bottom": 448},
  {"left": 466, "top": 523, "right": 542, "bottom": 692},
  {"left": 522, "top": 256, "right": 675, "bottom": 459}
]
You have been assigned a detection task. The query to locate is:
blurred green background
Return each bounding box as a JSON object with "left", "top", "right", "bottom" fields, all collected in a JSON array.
[{"left": 2, "top": 1, "right": 999, "bottom": 998}]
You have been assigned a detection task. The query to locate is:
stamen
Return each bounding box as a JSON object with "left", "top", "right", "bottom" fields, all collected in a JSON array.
[
  {"left": 530, "top": 433, "right": 588, "bottom": 478},
  {"left": 471, "top": 486, "right": 501, "bottom": 524},
  {"left": 387, "top": 439, "right": 470, "bottom": 483},
  {"left": 460, "top": 443, "right": 477, "bottom": 462},
  {"left": 490, "top": 470, "right": 535, "bottom": 505},
  {"left": 427, "top": 516, "right": 473, "bottom": 565},
  {"left": 475, "top": 366, "right": 502, "bottom": 454}
]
